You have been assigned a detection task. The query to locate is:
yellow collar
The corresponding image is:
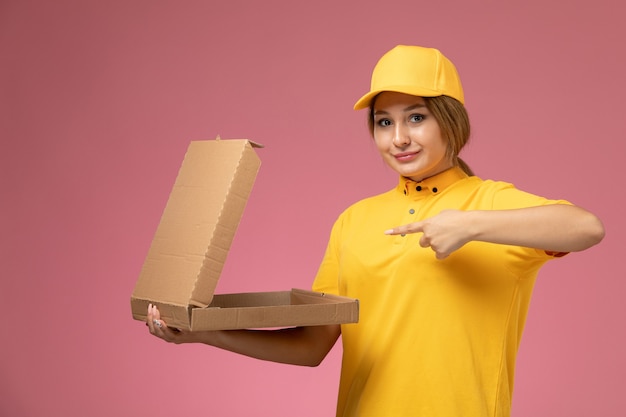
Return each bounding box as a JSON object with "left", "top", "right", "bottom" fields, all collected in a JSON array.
[{"left": 397, "top": 166, "right": 468, "bottom": 197}]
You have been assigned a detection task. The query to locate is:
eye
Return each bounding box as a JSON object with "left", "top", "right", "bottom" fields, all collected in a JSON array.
[
  {"left": 409, "top": 114, "right": 425, "bottom": 123},
  {"left": 376, "top": 118, "right": 392, "bottom": 127}
]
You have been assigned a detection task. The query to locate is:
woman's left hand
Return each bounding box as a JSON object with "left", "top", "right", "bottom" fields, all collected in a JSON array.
[
  {"left": 384, "top": 209, "right": 473, "bottom": 259},
  {"left": 385, "top": 205, "right": 605, "bottom": 258}
]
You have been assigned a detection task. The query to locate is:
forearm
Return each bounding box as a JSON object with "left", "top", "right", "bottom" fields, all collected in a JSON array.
[
  {"left": 148, "top": 304, "right": 341, "bottom": 366},
  {"left": 468, "top": 204, "right": 605, "bottom": 252},
  {"left": 184, "top": 325, "right": 341, "bottom": 367}
]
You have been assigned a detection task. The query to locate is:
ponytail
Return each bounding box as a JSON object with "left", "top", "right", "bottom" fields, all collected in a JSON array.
[{"left": 456, "top": 157, "right": 474, "bottom": 176}]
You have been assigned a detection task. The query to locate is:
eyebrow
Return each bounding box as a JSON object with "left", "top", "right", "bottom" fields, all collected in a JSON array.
[{"left": 374, "top": 103, "right": 427, "bottom": 115}]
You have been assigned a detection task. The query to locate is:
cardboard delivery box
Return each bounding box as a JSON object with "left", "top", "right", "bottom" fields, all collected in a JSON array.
[{"left": 130, "top": 138, "right": 359, "bottom": 330}]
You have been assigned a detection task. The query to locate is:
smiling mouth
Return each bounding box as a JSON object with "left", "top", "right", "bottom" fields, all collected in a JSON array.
[{"left": 394, "top": 151, "right": 420, "bottom": 161}]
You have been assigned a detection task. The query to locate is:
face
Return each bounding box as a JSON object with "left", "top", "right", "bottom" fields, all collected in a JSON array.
[{"left": 372, "top": 92, "right": 452, "bottom": 182}]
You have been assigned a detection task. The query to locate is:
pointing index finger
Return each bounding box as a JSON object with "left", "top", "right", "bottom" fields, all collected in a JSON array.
[{"left": 384, "top": 221, "right": 424, "bottom": 236}]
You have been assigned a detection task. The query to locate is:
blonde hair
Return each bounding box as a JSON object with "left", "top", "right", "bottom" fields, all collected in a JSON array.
[{"left": 367, "top": 95, "right": 474, "bottom": 176}]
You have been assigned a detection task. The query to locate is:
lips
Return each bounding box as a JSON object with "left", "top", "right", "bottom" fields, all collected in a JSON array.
[{"left": 393, "top": 150, "right": 420, "bottom": 162}]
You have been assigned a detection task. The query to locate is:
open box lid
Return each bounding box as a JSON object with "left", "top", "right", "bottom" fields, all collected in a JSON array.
[{"left": 131, "top": 138, "right": 263, "bottom": 311}]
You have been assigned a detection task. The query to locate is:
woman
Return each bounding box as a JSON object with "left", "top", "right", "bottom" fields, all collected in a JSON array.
[{"left": 147, "top": 45, "right": 605, "bottom": 417}]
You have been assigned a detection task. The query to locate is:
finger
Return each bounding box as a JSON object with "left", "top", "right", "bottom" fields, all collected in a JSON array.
[
  {"left": 419, "top": 235, "right": 430, "bottom": 248},
  {"left": 384, "top": 222, "right": 423, "bottom": 236},
  {"left": 435, "top": 251, "right": 449, "bottom": 260},
  {"left": 384, "top": 226, "right": 407, "bottom": 235},
  {"left": 151, "top": 306, "right": 166, "bottom": 333},
  {"left": 147, "top": 304, "right": 155, "bottom": 332},
  {"left": 147, "top": 304, "right": 166, "bottom": 334}
]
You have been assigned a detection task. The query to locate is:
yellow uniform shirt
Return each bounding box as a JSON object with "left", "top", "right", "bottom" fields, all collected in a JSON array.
[{"left": 312, "top": 167, "right": 568, "bottom": 417}]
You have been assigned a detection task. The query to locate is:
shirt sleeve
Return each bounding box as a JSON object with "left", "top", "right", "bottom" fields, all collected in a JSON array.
[
  {"left": 490, "top": 182, "right": 572, "bottom": 258},
  {"left": 490, "top": 183, "right": 571, "bottom": 210}
]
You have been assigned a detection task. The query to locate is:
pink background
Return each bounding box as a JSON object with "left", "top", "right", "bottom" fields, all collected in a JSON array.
[{"left": 1, "top": 1, "right": 624, "bottom": 416}]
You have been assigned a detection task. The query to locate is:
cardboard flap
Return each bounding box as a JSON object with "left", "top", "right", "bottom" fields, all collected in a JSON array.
[
  {"left": 247, "top": 140, "right": 264, "bottom": 148},
  {"left": 190, "top": 289, "right": 359, "bottom": 330},
  {"left": 130, "top": 297, "right": 192, "bottom": 329},
  {"left": 215, "top": 135, "right": 264, "bottom": 149},
  {"left": 131, "top": 139, "right": 262, "bottom": 309}
]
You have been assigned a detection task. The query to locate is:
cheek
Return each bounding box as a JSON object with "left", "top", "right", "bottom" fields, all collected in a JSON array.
[
  {"left": 424, "top": 127, "right": 447, "bottom": 153},
  {"left": 372, "top": 131, "right": 387, "bottom": 151},
  {"left": 438, "top": 137, "right": 451, "bottom": 157}
]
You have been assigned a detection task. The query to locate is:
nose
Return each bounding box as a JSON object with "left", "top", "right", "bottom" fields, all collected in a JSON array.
[{"left": 392, "top": 123, "right": 411, "bottom": 147}]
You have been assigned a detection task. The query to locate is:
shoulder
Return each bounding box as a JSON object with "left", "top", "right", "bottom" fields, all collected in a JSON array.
[
  {"left": 338, "top": 187, "right": 398, "bottom": 218},
  {"left": 454, "top": 175, "right": 514, "bottom": 191},
  {"left": 457, "top": 176, "right": 570, "bottom": 209}
]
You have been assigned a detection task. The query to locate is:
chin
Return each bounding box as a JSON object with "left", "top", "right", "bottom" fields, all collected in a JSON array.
[{"left": 398, "top": 166, "right": 429, "bottom": 179}]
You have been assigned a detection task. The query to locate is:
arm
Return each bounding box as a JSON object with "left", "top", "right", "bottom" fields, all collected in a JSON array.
[
  {"left": 385, "top": 204, "right": 605, "bottom": 259},
  {"left": 146, "top": 304, "right": 341, "bottom": 367}
]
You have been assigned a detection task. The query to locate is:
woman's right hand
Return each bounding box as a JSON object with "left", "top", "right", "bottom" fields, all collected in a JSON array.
[
  {"left": 146, "top": 304, "right": 192, "bottom": 344},
  {"left": 144, "top": 303, "right": 340, "bottom": 366}
]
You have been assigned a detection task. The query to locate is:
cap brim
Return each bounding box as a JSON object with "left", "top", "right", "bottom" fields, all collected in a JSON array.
[
  {"left": 353, "top": 91, "right": 379, "bottom": 110},
  {"left": 353, "top": 86, "right": 452, "bottom": 110}
]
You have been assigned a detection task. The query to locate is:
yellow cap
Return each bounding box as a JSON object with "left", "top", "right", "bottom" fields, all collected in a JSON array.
[{"left": 353, "top": 45, "right": 464, "bottom": 110}]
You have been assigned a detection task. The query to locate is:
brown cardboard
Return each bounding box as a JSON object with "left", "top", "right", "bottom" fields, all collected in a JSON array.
[{"left": 130, "top": 138, "right": 359, "bottom": 330}]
